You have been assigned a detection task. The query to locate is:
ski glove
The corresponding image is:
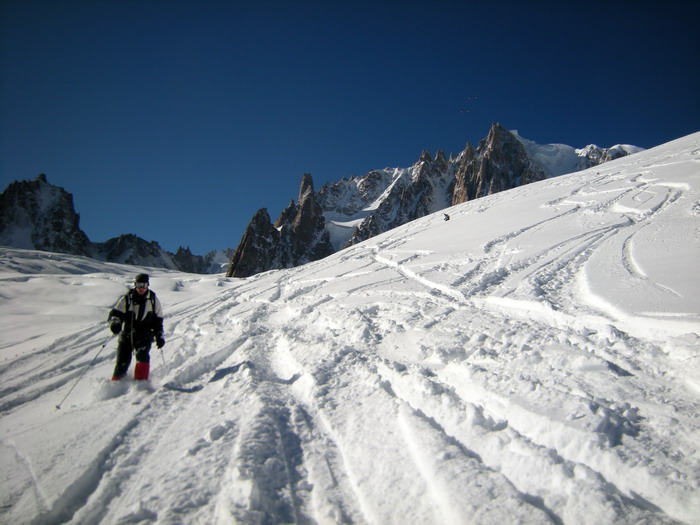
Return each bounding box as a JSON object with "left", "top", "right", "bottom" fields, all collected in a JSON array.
[
  {"left": 156, "top": 335, "right": 165, "bottom": 349},
  {"left": 109, "top": 318, "right": 122, "bottom": 335}
]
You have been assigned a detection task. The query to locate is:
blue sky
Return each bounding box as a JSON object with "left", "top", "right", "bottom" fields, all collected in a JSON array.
[{"left": 1, "top": 0, "right": 699, "bottom": 255}]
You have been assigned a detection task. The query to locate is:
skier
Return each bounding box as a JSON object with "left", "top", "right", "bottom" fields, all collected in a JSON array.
[{"left": 108, "top": 273, "right": 165, "bottom": 381}]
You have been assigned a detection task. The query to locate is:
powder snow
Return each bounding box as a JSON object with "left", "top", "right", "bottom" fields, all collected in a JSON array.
[{"left": 1, "top": 133, "right": 699, "bottom": 524}]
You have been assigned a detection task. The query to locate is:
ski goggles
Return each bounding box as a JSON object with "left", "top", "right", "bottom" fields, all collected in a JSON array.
[{"left": 134, "top": 282, "right": 149, "bottom": 289}]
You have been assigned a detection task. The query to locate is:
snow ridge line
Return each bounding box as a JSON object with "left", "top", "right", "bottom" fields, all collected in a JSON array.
[
  {"left": 374, "top": 360, "right": 675, "bottom": 525},
  {"left": 395, "top": 403, "right": 559, "bottom": 525},
  {"left": 186, "top": 315, "right": 317, "bottom": 524},
  {"left": 78, "top": 378, "right": 241, "bottom": 523},
  {"left": 268, "top": 333, "right": 391, "bottom": 524},
  {"left": 165, "top": 335, "right": 250, "bottom": 387},
  {"left": 0, "top": 322, "right": 105, "bottom": 382},
  {"left": 272, "top": 335, "right": 370, "bottom": 523},
  {"left": 31, "top": 415, "right": 142, "bottom": 524},
  {"left": 226, "top": 334, "right": 306, "bottom": 522},
  {"left": 377, "top": 361, "right": 564, "bottom": 516},
  {"left": 372, "top": 247, "right": 467, "bottom": 304},
  {"left": 0, "top": 330, "right": 116, "bottom": 416},
  {"left": 272, "top": 307, "right": 559, "bottom": 524},
  {"left": 0, "top": 437, "right": 50, "bottom": 517}
]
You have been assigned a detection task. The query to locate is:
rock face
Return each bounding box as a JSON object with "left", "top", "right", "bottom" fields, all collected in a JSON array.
[
  {"left": 0, "top": 174, "right": 92, "bottom": 255},
  {"left": 0, "top": 174, "right": 230, "bottom": 273},
  {"left": 452, "top": 124, "right": 545, "bottom": 204},
  {"left": 226, "top": 208, "right": 280, "bottom": 278},
  {"left": 227, "top": 123, "right": 642, "bottom": 277},
  {"left": 347, "top": 149, "right": 455, "bottom": 246},
  {"left": 171, "top": 246, "right": 234, "bottom": 274},
  {"left": 91, "top": 234, "right": 176, "bottom": 269},
  {"left": 226, "top": 174, "right": 333, "bottom": 278}
]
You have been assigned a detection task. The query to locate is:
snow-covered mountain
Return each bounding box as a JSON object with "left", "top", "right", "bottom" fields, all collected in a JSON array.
[
  {"left": 1, "top": 132, "right": 697, "bottom": 524},
  {"left": 227, "top": 123, "right": 643, "bottom": 277},
  {"left": 512, "top": 129, "right": 643, "bottom": 177},
  {"left": 0, "top": 174, "right": 233, "bottom": 274}
]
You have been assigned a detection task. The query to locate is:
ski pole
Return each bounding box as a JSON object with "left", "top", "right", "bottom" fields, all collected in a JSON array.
[
  {"left": 158, "top": 333, "right": 183, "bottom": 366},
  {"left": 55, "top": 334, "right": 115, "bottom": 410}
]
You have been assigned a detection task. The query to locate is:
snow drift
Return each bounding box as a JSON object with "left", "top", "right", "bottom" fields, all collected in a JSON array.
[{"left": 0, "top": 132, "right": 699, "bottom": 524}]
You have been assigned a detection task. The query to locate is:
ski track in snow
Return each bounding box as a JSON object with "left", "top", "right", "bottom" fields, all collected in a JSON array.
[{"left": 1, "top": 133, "right": 700, "bottom": 524}]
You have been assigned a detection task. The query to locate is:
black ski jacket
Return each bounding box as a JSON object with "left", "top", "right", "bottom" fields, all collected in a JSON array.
[{"left": 108, "top": 289, "right": 164, "bottom": 346}]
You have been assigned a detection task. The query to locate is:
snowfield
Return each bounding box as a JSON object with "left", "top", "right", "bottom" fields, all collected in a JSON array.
[{"left": 1, "top": 132, "right": 699, "bottom": 525}]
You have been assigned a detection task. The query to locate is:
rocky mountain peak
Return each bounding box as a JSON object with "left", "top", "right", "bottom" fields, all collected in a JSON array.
[
  {"left": 452, "top": 123, "right": 545, "bottom": 204},
  {"left": 0, "top": 175, "right": 230, "bottom": 274},
  {"left": 479, "top": 123, "right": 532, "bottom": 167},
  {"left": 226, "top": 174, "right": 333, "bottom": 278},
  {"left": 226, "top": 124, "right": 641, "bottom": 278},
  {"left": 0, "top": 173, "right": 91, "bottom": 255},
  {"left": 291, "top": 175, "right": 327, "bottom": 258},
  {"left": 226, "top": 208, "right": 279, "bottom": 278},
  {"left": 298, "top": 173, "right": 315, "bottom": 201},
  {"left": 1, "top": 126, "right": 639, "bottom": 279},
  {"left": 434, "top": 150, "right": 448, "bottom": 171}
]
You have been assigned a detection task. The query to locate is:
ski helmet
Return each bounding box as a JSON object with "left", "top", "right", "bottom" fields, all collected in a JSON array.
[{"left": 134, "top": 273, "right": 150, "bottom": 284}]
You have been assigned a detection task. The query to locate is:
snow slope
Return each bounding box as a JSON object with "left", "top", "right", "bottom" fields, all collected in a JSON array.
[{"left": 1, "top": 132, "right": 699, "bottom": 525}]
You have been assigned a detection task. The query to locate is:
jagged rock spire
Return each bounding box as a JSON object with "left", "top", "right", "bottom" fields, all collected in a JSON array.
[
  {"left": 226, "top": 208, "right": 279, "bottom": 278},
  {"left": 226, "top": 174, "right": 333, "bottom": 277},
  {"left": 451, "top": 123, "right": 545, "bottom": 205},
  {"left": 298, "top": 173, "right": 315, "bottom": 201}
]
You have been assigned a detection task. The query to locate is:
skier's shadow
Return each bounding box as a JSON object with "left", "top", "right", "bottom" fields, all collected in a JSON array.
[
  {"left": 208, "top": 361, "right": 254, "bottom": 383},
  {"left": 162, "top": 383, "right": 203, "bottom": 393}
]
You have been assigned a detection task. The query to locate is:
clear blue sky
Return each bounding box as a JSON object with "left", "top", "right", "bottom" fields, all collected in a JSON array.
[{"left": 2, "top": 0, "right": 699, "bottom": 255}]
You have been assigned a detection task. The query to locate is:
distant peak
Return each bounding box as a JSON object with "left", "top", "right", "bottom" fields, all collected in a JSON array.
[{"left": 299, "top": 173, "right": 315, "bottom": 201}]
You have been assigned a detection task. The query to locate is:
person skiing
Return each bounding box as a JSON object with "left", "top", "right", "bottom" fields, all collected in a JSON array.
[{"left": 108, "top": 273, "right": 165, "bottom": 381}]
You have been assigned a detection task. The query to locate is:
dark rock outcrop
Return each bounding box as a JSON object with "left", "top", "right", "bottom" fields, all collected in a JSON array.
[
  {"left": 226, "top": 208, "right": 280, "bottom": 278},
  {"left": 452, "top": 123, "right": 545, "bottom": 205},
  {"left": 0, "top": 174, "right": 92, "bottom": 255},
  {"left": 0, "top": 174, "right": 231, "bottom": 273},
  {"left": 226, "top": 174, "right": 333, "bottom": 278},
  {"left": 92, "top": 234, "right": 175, "bottom": 268},
  {"left": 348, "top": 149, "right": 455, "bottom": 246}
]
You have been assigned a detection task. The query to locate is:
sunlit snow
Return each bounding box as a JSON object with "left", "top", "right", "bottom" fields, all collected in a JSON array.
[{"left": 1, "top": 133, "right": 699, "bottom": 524}]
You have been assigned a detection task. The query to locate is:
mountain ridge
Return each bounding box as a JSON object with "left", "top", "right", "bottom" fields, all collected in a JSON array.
[
  {"left": 0, "top": 174, "right": 232, "bottom": 273},
  {"left": 0, "top": 124, "right": 642, "bottom": 275},
  {"left": 226, "top": 123, "right": 643, "bottom": 277}
]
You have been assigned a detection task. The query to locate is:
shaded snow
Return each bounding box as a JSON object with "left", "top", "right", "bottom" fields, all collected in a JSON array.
[{"left": 1, "top": 133, "right": 699, "bottom": 524}]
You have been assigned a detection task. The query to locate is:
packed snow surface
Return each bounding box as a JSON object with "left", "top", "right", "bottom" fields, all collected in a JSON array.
[{"left": 1, "top": 133, "right": 699, "bottom": 524}]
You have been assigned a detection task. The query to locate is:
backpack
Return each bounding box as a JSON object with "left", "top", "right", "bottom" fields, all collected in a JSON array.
[{"left": 124, "top": 289, "right": 158, "bottom": 322}]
